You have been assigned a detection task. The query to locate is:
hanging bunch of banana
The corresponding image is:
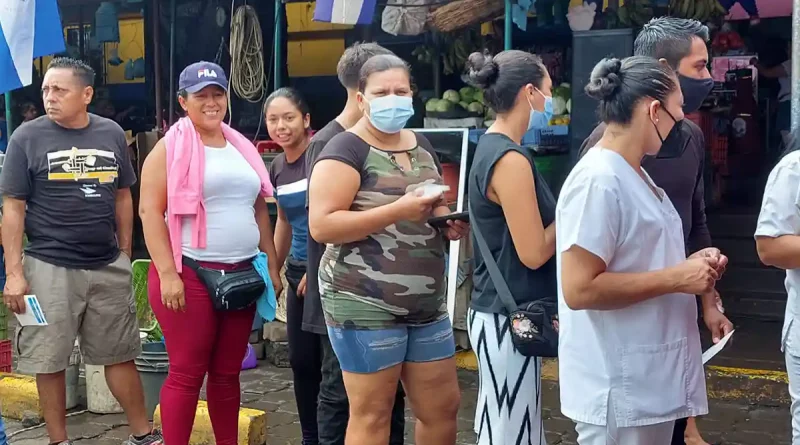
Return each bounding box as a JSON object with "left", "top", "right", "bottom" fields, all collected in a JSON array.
[
  {"left": 412, "top": 46, "right": 435, "bottom": 65},
  {"left": 616, "top": 0, "right": 654, "bottom": 28},
  {"left": 669, "top": 0, "right": 728, "bottom": 21},
  {"left": 413, "top": 30, "right": 483, "bottom": 75},
  {"left": 442, "top": 34, "right": 474, "bottom": 75}
]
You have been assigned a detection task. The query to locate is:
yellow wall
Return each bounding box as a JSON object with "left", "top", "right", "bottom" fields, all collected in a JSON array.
[
  {"left": 286, "top": 2, "right": 349, "bottom": 78},
  {"left": 288, "top": 39, "right": 346, "bottom": 78}
]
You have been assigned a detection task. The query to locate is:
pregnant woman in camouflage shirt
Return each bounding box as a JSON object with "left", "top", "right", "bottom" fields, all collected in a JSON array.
[{"left": 308, "top": 54, "right": 468, "bottom": 445}]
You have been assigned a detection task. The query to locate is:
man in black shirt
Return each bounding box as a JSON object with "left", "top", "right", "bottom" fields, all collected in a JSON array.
[
  {"left": 0, "top": 58, "right": 162, "bottom": 445},
  {"left": 305, "top": 42, "right": 407, "bottom": 445}
]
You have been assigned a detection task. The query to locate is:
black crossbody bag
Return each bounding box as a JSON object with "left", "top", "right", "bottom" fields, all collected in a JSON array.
[
  {"left": 183, "top": 257, "right": 266, "bottom": 311},
  {"left": 471, "top": 210, "right": 559, "bottom": 357}
]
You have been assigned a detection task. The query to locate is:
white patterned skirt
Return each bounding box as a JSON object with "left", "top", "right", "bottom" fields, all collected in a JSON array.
[{"left": 468, "top": 309, "right": 547, "bottom": 445}]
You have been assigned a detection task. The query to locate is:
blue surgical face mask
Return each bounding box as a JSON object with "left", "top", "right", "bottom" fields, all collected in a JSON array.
[
  {"left": 526, "top": 90, "right": 554, "bottom": 131},
  {"left": 366, "top": 95, "right": 415, "bottom": 134}
]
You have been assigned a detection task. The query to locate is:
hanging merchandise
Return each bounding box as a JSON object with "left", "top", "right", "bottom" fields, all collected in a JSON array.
[
  {"left": 124, "top": 59, "right": 135, "bottom": 80},
  {"left": 314, "top": 0, "right": 377, "bottom": 25},
  {"left": 95, "top": 2, "right": 120, "bottom": 43},
  {"left": 667, "top": 0, "right": 728, "bottom": 22},
  {"left": 381, "top": 0, "right": 430, "bottom": 36},
  {"left": 615, "top": 0, "right": 654, "bottom": 28},
  {"left": 512, "top": 0, "right": 535, "bottom": 31},
  {"left": 133, "top": 57, "right": 146, "bottom": 78},
  {"left": 429, "top": 0, "right": 504, "bottom": 33},
  {"left": 88, "top": 34, "right": 101, "bottom": 52},
  {"left": 108, "top": 45, "right": 123, "bottom": 66},
  {"left": 229, "top": 5, "right": 267, "bottom": 103},
  {"left": 436, "top": 30, "right": 483, "bottom": 75},
  {"left": 566, "top": 2, "right": 596, "bottom": 31}
]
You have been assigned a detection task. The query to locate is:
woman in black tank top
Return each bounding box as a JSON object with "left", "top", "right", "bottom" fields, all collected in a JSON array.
[{"left": 464, "top": 51, "right": 558, "bottom": 445}]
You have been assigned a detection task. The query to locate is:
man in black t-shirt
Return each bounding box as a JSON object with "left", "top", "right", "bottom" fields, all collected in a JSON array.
[
  {"left": 305, "top": 43, "right": 407, "bottom": 445},
  {"left": 0, "top": 58, "right": 162, "bottom": 445}
]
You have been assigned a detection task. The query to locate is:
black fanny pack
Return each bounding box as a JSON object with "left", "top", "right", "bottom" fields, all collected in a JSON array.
[
  {"left": 183, "top": 257, "right": 266, "bottom": 311},
  {"left": 471, "top": 210, "right": 559, "bottom": 358}
]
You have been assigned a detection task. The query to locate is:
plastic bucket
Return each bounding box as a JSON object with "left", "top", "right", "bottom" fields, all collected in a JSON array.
[
  {"left": 86, "top": 364, "right": 124, "bottom": 414},
  {"left": 134, "top": 342, "right": 169, "bottom": 420}
]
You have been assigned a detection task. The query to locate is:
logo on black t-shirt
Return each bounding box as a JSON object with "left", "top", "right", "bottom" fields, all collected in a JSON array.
[
  {"left": 47, "top": 147, "right": 119, "bottom": 184},
  {"left": 79, "top": 184, "right": 101, "bottom": 198}
]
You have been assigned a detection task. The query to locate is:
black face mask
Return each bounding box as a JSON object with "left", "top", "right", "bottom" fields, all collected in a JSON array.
[
  {"left": 651, "top": 107, "right": 690, "bottom": 160},
  {"left": 654, "top": 120, "right": 692, "bottom": 159},
  {"left": 679, "top": 74, "right": 715, "bottom": 114}
]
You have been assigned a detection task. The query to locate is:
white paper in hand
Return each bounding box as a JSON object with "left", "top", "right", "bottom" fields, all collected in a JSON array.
[
  {"left": 701, "top": 329, "right": 735, "bottom": 365},
  {"left": 13, "top": 295, "right": 49, "bottom": 326}
]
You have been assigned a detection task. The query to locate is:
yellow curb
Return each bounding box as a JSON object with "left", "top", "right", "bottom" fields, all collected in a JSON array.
[
  {"left": 0, "top": 373, "right": 41, "bottom": 421},
  {"left": 153, "top": 400, "right": 267, "bottom": 445},
  {"left": 707, "top": 365, "right": 790, "bottom": 383},
  {"left": 455, "top": 350, "right": 790, "bottom": 404}
]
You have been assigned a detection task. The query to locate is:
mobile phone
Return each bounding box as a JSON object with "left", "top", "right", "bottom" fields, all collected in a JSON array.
[{"left": 428, "top": 211, "right": 469, "bottom": 229}]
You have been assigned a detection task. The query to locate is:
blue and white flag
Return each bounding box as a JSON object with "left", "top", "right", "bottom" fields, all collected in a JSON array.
[
  {"left": 0, "top": 0, "right": 66, "bottom": 95},
  {"left": 314, "top": 0, "right": 377, "bottom": 25}
]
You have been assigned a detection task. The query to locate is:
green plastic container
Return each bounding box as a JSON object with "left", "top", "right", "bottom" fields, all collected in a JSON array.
[{"left": 0, "top": 303, "right": 7, "bottom": 341}]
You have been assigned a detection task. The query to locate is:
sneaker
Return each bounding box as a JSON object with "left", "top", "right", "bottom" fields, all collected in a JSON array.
[
  {"left": 54, "top": 442, "right": 74, "bottom": 445},
  {"left": 124, "top": 429, "right": 164, "bottom": 445}
]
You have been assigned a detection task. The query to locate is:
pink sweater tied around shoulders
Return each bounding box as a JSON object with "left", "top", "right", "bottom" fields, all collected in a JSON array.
[{"left": 164, "top": 117, "right": 273, "bottom": 273}]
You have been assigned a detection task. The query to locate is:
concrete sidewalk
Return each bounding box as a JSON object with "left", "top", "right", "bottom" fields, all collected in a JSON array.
[{"left": 1, "top": 363, "right": 793, "bottom": 445}]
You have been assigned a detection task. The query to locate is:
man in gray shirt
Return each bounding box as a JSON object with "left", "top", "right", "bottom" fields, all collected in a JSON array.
[{"left": 0, "top": 58, "right": 162, "bottom": 445}]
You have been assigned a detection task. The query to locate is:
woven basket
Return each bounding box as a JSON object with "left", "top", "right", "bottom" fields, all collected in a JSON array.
[{"left": 429, "top": 0, "right": 504, "bottom": 33}]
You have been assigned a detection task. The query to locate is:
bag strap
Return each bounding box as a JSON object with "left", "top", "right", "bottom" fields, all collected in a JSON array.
[
  {"left": 469, "top": 208, "right": 519, "bottom": 315},
  {"left": 182, "top": 256, "right": 201, "bottom": 272}
]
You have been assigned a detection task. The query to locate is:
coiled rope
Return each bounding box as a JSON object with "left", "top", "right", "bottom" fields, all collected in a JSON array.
[{"left": 229, "top": 3, "right": 266, "bottom": 104}]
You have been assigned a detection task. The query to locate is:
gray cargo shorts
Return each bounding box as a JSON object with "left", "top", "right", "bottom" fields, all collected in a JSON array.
[{"left": 15, "top": 254, "right": 142, "bottom": 374}]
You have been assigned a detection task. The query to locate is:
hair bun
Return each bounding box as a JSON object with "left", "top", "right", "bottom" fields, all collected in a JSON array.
[
  {"left": 465, "top": 51, "right": 499, "bottom": 90},
  {"left": 585, "top": 58, "right": 623, "bottom": 101}
]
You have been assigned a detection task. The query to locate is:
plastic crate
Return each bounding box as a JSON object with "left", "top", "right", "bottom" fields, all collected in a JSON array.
[
  {"left": 0, "top": 339, "right": 11, "bottom": 373},
  {"left": 523, "top": 125, "right": 569, "bottom": 147}
]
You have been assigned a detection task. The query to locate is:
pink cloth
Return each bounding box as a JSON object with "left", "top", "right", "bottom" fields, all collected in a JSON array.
[{"left": 165, "top": 117, "right": 273, "bottom": 273}]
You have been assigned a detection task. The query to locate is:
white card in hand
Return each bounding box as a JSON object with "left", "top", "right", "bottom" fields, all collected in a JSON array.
[
  {"left": 13, "top": 295, "right": 49, "bottom": 326},
  {"left": 701, "top": 329, "right": 735, "bottom": 365}
]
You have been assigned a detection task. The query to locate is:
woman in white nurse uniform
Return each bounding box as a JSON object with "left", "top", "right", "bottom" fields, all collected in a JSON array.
[{"left": 556, "top": 56, "right": 728, "bottom": 445}]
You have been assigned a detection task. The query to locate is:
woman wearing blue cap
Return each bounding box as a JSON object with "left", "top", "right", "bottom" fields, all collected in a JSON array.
[{"left": 139, "top": 61, "right": 282, "bottom": 445}]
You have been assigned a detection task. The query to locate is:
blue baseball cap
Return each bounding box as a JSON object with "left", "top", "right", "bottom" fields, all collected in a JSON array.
[{"left": 178, "top": 61, "right": 228, "bottom": 94}]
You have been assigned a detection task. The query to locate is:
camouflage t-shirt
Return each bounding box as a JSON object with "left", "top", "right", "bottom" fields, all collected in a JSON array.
[{"left": 316, "top": 131, "right": 447, "bottom": 330}]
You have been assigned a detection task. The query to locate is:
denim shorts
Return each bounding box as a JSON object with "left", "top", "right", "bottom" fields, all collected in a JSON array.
[{"left": 326, "top": 316, "right": 456, "bottom": 374}]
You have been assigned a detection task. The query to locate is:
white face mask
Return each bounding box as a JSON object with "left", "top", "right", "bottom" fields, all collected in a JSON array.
[{"left": 365, "top": 95, "right": 415, "bottom": 134}]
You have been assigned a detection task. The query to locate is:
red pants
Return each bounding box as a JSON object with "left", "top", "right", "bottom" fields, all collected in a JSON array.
[{"left": 148, "top": 262, "right": 256, "bottom": 445}]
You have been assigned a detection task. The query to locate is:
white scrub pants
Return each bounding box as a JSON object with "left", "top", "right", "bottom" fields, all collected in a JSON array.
[
  {"left": 785, "top": 325, "right": 800, "bottom": 444},
  {"left": 575, "top": 397, "right": 675, "bottom": 445}
]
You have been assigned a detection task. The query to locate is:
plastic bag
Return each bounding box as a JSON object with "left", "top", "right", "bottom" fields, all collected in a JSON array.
[{"left": 381, "top": 0, "right": 430, "bottom": 36}]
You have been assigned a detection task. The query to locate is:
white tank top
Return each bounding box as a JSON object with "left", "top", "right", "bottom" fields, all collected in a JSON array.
[{"left": 181, "top": 142, "right": 261, "bottom": 263}]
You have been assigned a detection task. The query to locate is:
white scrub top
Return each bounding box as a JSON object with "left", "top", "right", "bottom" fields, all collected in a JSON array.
[
  {"left": 755, "top": 151, "right": 800, "bottom": 350},
  {"left": 555, "top": 147, "right": 708, "bottom": 427}
]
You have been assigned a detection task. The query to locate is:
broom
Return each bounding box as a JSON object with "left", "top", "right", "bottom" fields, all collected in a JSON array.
[{"left": 429, "top": 0, "right": 505, "bottom": 33}]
